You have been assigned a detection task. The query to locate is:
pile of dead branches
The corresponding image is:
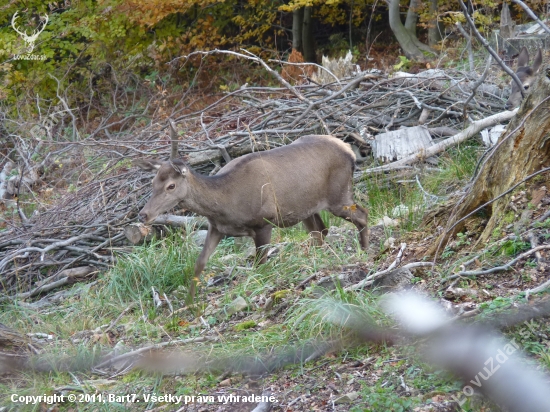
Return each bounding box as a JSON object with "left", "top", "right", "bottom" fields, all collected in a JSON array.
[{"left": 0, "top": 50, "right": 514, "bottom": 298}]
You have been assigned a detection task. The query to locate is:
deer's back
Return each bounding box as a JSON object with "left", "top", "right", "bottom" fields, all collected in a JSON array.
[{"left": 213, "top": 135, "right": 356, "bottom": 227}]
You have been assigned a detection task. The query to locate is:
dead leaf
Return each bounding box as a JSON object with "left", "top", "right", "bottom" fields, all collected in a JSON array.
[{"left": 531, "top": 186, "right": 547, "bottom": 206}]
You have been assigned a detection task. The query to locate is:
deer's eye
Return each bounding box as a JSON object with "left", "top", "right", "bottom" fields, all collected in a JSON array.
[
  {"left": 524, "top": 85, "right": 530, "bottom": 90},
  {"left": 167, "top": 184, "right": 175, "bottom": 190}
]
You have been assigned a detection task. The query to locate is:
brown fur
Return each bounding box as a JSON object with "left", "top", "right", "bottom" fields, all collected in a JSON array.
[
  {"left": 505, "top": 47, "right": 543, "bottom": 110},
  {"left": 135, "top": 135, "right": 369, "bottom": 300}
]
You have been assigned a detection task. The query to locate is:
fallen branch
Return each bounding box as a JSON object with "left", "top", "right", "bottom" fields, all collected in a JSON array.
[
  {"left": 363, "top": 109, "right": 518, "bottom": 173},
  {"left": 93, "top": 336, "right": 219, "bottom": 370},
  {"left": 347, "top": 261, "right": 433, "bottom": 290},
  {"left": 511, "top": 0, "right": 550, "bottom": 35},
  {"left": 150, "top": 215, "right": 207, "bottom": 228},
  {"left": 440, "top": 244, "right": 550, "bottom": 283},
  {"left": 251, "top": 391, "right": 273, "bottom": 412},
  {"left": 104, "top": 303, "right": 138, "bottom": 334},
  {"left": 0, "top": 266, "right": 97, "bottom": 303},
  {"left": 124, "top": 216, "right": 208, "bottom": 244},
  {"left": 346, "top": 242, "right": 433, "bottom": 290},
  {"left": 525, "top": 278, "right": 550, "bottom": 299}
]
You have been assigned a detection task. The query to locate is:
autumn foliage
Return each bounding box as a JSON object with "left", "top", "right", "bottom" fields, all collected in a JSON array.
[{"left": 0, "top": 0, "right": 547, "bottom": 118}]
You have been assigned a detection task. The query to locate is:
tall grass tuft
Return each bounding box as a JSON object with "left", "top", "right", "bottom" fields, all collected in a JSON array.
[
  {"left": 104, "top": 232, "right": 198, "bottom": 303},
  {"left": 289, "top": 287, "right": 386, "bottom": 341}
]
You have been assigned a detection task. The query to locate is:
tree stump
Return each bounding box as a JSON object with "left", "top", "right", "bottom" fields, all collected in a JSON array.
[{"left": 428, "top": 65, "right": 550, "bottom": 255}]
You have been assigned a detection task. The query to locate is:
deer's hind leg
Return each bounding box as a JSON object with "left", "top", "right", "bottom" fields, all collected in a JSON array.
[
  {"left": 253, "top": 225, "right": 273, "bottom": 264},
  {"left": 303, "top": 213, "right": 328, "bottom": 246}
]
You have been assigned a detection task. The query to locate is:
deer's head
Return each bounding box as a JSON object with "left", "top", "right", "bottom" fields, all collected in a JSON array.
[
  {"left": 505, "top": 47, "right": 543, "bottom": 110},
  {"left": 135, "top": 159, "right": 191, "bottom": 224}
]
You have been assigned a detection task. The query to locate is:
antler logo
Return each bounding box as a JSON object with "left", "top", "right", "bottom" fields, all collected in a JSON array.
[{"left": 11, "top": 11, "right": 49, "bottom": 54}]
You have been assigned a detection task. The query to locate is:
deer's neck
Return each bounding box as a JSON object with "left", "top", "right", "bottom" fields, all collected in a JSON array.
[{"left": 181, "top": 171, "right": 229, "bottom": 219}]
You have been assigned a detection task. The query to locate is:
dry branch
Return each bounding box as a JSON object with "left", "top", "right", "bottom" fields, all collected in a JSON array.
[
  {"left": 510, "top": 0, "right": 550, "bottom": 35},
  {"left": 0, "top": 266, "right": 97, "bottom": 303},
  {"left": 93, "top": 336, "right": 219, "bottom": 370},
  {"left": 363, "top": 109, "right": 518, "bottom": 173},
  {"left": 0, "top": 49, "right": 515, "bottom": 298},
  {"left": 458, "top": 0, "right": 526, "bottom": 96},
  {"left": 440, "top": 245, "right": 550, "bottom": 283}
]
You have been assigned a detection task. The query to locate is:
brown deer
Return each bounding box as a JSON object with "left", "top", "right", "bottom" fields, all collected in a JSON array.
[
  {"left": 505, "top": 47, "right": 543, "bottom": 110},
  {"left": 136, "top": 135, "right": 369, "bottom": 300}
]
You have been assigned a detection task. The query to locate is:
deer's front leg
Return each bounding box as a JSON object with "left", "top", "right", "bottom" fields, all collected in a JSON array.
[{"left": 190, "top": 223, "right": 223, "bottom": 301}]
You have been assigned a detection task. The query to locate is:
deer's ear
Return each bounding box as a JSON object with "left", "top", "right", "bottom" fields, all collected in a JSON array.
[
  {"left": 133, "top": 159, "right": 162, "bottom": 172},
  {"left": 170, "top": 159, "right": 188, "bottom": 177},
  {"left": 533, "top": 48, "right": 543, "bottom": 72},
  {"left": 517, "top": 47, "right": 530, "bottom": 68}
]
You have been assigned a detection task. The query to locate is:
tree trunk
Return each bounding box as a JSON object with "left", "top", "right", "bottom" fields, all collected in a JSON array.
[
  {"left": 405, "top": 0, "right": 420, "bottom": 34},
  {"left": 428, "top": 0, "right": 443, "bottom": 46},
  {"left": 292, "top": 7, "right": 304, "bottom": 53},
  {"left": 387, "top": 0, "right": 435, "bottom": 63},
  {"left": 302, "top": 6, "right": 316, "bottom": 62},
  {"left": 428, "top": 67, "right": 550, "bottom": 255}
]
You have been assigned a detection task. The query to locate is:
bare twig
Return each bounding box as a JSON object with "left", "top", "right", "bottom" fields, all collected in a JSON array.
[
  {"left": 440, "top": 245, "right": 550, "bottom": 283},
  {"left": 463, "top": 55, "right": 492, "bottom": 119},
  {"left": 363, "top": 109, "right": 518, "bottom": 173},
  {"left": 93, "top": 336, "right": 218, "bottom": 370},
  {"left": 510, "top": 0, "right": 550, "bottom": 35},
  {"left": 346, "top": 243, "right": 433, "bottom": 290},
  {"left": 458, "top": 0, "right": 525, "bottom": 96}
]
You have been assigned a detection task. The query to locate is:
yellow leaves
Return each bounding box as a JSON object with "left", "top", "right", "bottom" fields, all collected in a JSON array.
[
  {"left": 233, "top": 15, "right": 246, "bottom": 26},
  {"left": 279, "top": 0, "right": 317, "bottom": 12},
  {"left": 123, "top": 0, "right": 230, "bottom": 27},
  {"left": 125, "top": 0, "right": 193, "bottom": 26},
  {"left": 181, "top": 24, "right": 224, "bottom": 50},
  {"left": 111, "top": 0, "right": 279, "bottom": 60},
  {"left": 343, "top": 204, "right": 358, "bottom": 212},
  {"left": 318, "top": 2, "right": 347, "bottom": 26}
]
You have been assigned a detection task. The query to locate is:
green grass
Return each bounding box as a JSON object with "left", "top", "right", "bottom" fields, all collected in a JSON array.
[
  {"left": 288, "top": 288, "right": 386, "bottom": 341},
  {"left": 423, "top": 144, "right": 482, "bottom": 195},
  {"left": 2, "top": 139, "right": 550, "bottom": 411},
  {"left": 104, "top": 232, "right": 198, "bottom": 303},
  {"left": 355, "top": 143, "right": 482, "bottom": 235},
  {"left": 353, "top": 386, "right": 415, "bottom": 412}
]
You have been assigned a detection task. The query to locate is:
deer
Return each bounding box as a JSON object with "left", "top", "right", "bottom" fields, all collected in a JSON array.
[
  {"left": 505, "top": 47, "right": 543, "bottom": 110},
  {"left": 11, "top": 11, "right": 49, "bottom": 54},
  {"left": 135, "top": 134, "right": 369, "bottom": 301}
]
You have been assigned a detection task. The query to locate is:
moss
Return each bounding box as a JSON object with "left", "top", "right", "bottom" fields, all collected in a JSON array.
[
  {"left": 272, "top": 289, "right": 291, "bottom": 303},
  {"left": 503, "top": 211, "right": 516, "bottom": 224},
  {"left": 234, "top": 320, "right": 257, "bottom": 331}
]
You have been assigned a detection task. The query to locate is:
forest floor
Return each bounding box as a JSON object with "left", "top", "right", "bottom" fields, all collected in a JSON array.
[
  {"left": 1, "top": 136, "right": 550, "bottom": 412},
  {"left": 2, "top": 41, "right": 550, "bottom": 411}
]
